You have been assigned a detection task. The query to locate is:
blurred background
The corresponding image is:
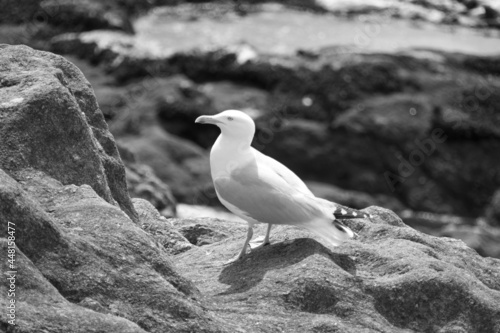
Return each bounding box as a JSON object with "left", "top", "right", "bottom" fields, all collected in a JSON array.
[{"left": 1, "top": 0, "right": 499, "bottom": 257}]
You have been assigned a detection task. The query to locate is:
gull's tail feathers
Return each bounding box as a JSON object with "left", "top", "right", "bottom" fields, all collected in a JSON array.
[{"left": 301, "top": 217, "right": 354, "bottom": 248}]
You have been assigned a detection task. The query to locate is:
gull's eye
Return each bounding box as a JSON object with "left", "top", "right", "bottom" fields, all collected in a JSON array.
[{"left": 227, "top": 116, "right": 234, "bottom": 121}]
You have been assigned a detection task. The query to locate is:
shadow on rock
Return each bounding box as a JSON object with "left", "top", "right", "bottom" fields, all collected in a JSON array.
[{"left": 217, "top": 238, "right": 355, "bottom": 295}]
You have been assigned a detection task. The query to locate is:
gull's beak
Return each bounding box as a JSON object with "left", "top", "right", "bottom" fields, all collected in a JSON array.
[{"left": 195, "top": 115, "right": 222, "bottom": 125}]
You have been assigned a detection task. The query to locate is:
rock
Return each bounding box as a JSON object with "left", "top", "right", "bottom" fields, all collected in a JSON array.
[
  {"left": 0, "top": 239, "right": 147, "bottom": 333},
  {"left": 175, "top": 206, "right": 500, "bottom": 332},
  {"left": 127, "top": 163, "right": 177, "bottom": 215},
  {"left": 61, "top": 55, "right": 127, "bottom": 121},
  {"left": 172, "top": 214, "right": 249, "bottom": 248},
  {"left": 118, "top": 142, "right": 177, "bottom": 216},
  {"left": 172, "top": 204, "right": 249, "bottom": 247},
  {"left": 0, "top": 168, "right": 225, "bottom": 332},
  {"left": 133, "top": 198, "right": 193, "bottom": 255},
  {"left": 0, "top": 44, "right": 138, "bottom": 222}
]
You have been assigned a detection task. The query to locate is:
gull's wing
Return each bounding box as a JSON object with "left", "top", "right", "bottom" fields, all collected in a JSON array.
[
  {"left": 214, "top": 158, "right": 322, "bottom": 225},
  {"left": 253, "top": 148, "right": 314, "bottom": 197}
]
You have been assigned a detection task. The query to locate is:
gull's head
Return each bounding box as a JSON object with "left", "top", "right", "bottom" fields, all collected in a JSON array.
[{"left": 195, "top": 110, "right": 255, "bottom": 142}]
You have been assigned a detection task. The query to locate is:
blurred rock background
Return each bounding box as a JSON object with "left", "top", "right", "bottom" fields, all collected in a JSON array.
[{"left": 1, "top": 0, "right": 499, "bottom": 258}]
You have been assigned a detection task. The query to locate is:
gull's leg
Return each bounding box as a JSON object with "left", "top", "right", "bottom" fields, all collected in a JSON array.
[
  {"left": 225, "top": 224, "right": 254, "bottom": 264},
  {"left": 249, "top": 223, "right": 272, "bottom": 250},
  {"left": 263, "top": 223, "right": 272, "bottom": 244}
]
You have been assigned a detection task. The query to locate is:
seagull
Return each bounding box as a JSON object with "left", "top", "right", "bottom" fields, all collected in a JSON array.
[{"left": 195, "top": 110, "right": 372, "bottom": 263}]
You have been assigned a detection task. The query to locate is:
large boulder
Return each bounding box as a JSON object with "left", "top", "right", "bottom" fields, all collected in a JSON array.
[
  {"left": 0, "top": 44, "right": 138, "bottom": 222},
  {"left": 175, "top": 207, "right": 500, "bottom": 333}
]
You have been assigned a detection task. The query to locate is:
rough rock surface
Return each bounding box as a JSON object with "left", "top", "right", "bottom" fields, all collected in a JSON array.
[
  {"left": 0, "top": 44, "right": 138, "bottom": 222},
  {"left": 0, "top": 168, "right": 226, "bottom": 332},
  {"left": 134, "top": 197, "right": 193, "bottom": 255},
  {"left": 175, "top": 207, "right": 500, "bottom": 333},
  {"left": 0, "top": 238, "right": 147, "bottom": 333}
]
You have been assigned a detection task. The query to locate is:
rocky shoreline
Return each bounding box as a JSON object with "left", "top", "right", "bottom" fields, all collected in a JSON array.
[{"left": 1, "top": 1, "right": 500, "bottom": 331}]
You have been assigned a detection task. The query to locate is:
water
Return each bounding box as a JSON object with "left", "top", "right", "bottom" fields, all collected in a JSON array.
[{"left": 134, "top": 5, "right": 500, "bottom": 57}]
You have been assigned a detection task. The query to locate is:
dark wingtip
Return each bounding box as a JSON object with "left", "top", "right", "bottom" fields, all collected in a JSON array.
[{"left": 333, "top": 206, "right": 373, "bottom": 220}]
